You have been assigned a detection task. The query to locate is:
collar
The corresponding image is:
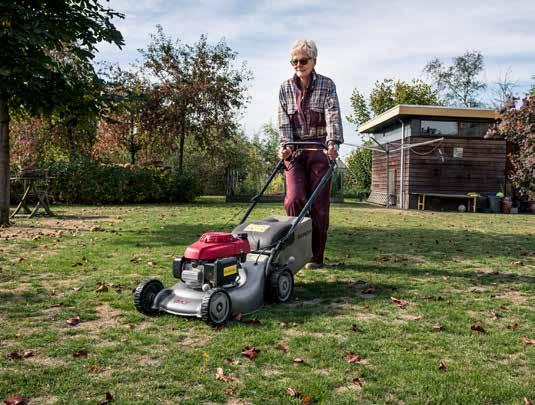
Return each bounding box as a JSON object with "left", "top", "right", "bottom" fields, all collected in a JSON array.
[{"left": 292, "top": 70, "right": 317, "bottom": 92}]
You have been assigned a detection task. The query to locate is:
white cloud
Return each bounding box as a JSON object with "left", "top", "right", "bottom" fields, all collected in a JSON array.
[{"left": 97, "top": 0, "right": 535, "bottom": 156}]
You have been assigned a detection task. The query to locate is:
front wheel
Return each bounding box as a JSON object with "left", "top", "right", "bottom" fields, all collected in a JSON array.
[
  {"left": 134, "top": 279, "right": 163, "bottom": 316},
  {"left": 201, "top": 288, "right": 232, "bottom": 326},
  {"left": 268, "top": 268, "right": 294, "bottom": 303}
]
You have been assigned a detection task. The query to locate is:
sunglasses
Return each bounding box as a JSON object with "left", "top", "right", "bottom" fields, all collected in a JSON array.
[{"left": 290, "top": 58, "right": 311, "bottom": 66}]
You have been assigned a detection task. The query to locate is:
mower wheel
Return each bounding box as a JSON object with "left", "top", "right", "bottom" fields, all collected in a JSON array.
[
  {"left": 268, "top": 268, "right": 294, "bottom": 303},
  {"left": 134, "top": 279, "right": 164, "bottom": 316},
  {"left": 201, "top": 288, "right": 232, "bottom": 326}
]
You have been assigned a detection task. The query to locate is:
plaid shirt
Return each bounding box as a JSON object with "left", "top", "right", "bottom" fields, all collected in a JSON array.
[{"left": 278, "top": 71, "right": 344, "bottom": 146}]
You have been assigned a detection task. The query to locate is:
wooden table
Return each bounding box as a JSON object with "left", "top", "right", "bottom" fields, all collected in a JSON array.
[
  {"left": 415, "top": 193, "right": 478, "bottom": 213},
  {"left": 10, "top": 171, "right": 54, "bottom": 218}
]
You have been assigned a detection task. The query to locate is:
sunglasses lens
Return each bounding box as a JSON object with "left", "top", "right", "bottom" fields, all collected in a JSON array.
[{"left": 291, "top": 58, "right": 309, "bottom": 66}]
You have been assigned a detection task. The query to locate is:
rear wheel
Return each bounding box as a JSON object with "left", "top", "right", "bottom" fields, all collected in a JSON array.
[
  {"left": 268, "top": 268, "right": 294, "bottom": 303},
  {"left": 134, "top": 279, "right": 163, "bottom": 316},
  {"left": 201, "top": 288, "right": 232, "bottom": 326}
]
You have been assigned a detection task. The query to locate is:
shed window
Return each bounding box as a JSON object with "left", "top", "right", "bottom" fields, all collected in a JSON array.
[
  {"left": 421, "top": 120, "right": 457, "bottom": 136},
  {"left": 459, "top": 122, "right": 493, "bottom": 137}
]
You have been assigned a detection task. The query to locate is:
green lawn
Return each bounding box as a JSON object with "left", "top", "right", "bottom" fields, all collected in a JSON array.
[{"left": 1, "top": 198, "right": 534, "bottom": 404}]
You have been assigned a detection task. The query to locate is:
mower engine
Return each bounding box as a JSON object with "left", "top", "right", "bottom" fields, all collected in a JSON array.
[{"left": 172, "top": 232, "right": 250, "bottom": 290}]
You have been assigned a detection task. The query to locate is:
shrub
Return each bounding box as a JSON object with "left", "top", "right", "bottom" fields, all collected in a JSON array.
[{"left": 46, "top": 160, "right": 201, "bottom": 204}]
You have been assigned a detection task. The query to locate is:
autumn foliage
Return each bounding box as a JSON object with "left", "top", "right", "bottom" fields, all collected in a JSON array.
[{"left": 486, "top": 96, "right": 535, "bottom": 198}]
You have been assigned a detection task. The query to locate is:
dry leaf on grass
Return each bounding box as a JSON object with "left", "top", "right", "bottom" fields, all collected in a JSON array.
[
  {"left": 240, "top": 346, "right": 260, "bottom": 360},
  {"left": 73, "top": 350, "right": 88, "bottom": 358},
  {"left": 226, "top": 357, "right": 240, "bottom": 365},
  {"left": 361, "top": 285, "right": 378, "bottom": 294},
  {"left": 470, "top": 322, "right": 485, "bottom": 333},
  {"left": 224, "top": 387, "right": 237, "bottom": 396},
  {"left": 521, "top": 337, "right": 535, "bottom": 345},
  {"left": 215, "top": 367, "right": 234, "bottom": 382},
  {"left": 390, "top": 296, "right": 408, "bottom": 309},
  {"left": 99, "top": 392, "right": 113, "bottom": 405},
  {"left": 507, "top": 323, "right": 519, "bottom": 330},
  {"left": 293, "top": 357, "right": 304, "bottom": 364},
  {"left": 302, "top": 395, "right": 313, "bottom": 404},
  {"left": 524, "top": 398, "right": 532, "bottom": 405},
  {"left": 433, "top": 323, "right": 444, "bottom": 332},
  {"left": 344, "top": 353, "right": 362, "bottom": 363},
  {"left": 7, "top": 352, "right": 22, "bottom": 361},
  {"left": 438, "top": 361, "right": 447, "bottom": 371},
  {"left": 66, "top": 316, "right": 81, "bottom": 326},
  {"left": 352, "top": 378, "right": 366, "bottom": 387},
  {"left": 3, "top": 396, "right": 28, "bottom": 405},
  {"left": 287, "top": 387, "right": 301, "bottom": 397}
]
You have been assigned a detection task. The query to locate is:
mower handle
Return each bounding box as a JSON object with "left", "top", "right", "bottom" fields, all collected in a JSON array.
[{"left": 282, "top": 141, "right": 328, "bottom": 150}]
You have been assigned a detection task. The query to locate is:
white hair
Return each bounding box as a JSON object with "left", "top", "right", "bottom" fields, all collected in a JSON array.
[{"left": 290, "top": 39, "right": 318, "bottom": 60}]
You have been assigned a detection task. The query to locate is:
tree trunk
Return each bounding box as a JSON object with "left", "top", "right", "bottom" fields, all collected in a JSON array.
[
  {"left": 178, "top": 133, "right": 185, "bottom": 174},
  {"left": 0, "top": 97, "right": 11, "bottom": 227},
  {"left": 130, "top": 147, "right": 136, "bottom": 165}
]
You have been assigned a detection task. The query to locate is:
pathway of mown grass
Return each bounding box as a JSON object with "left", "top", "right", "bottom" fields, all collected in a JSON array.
[{"left": 1, "top": 198, "right": 534, "bottom": 404}]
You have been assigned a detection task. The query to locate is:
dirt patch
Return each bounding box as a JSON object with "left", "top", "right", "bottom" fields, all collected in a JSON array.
[
  {"left": 495, "top": 291, "right": 528, "bottom": 306},
  {"left": 225, "top": 399, "right": 252, "bottom": 405},
  {"left": 26, "top": 355, "right": 67, "bottom": 368},
  {"left": 0, "top": 214, "right": 121, "bottom": 241},
  {"left": 179, "top": 333, "right": 213, "bottom": 348},
  {"left": 77, "top": 303, "right": 124, "bottom": 333},
  {"left": 138, "top": 355, "right": 162, "bottom": 367},
  {"left": 335, "top": 383, "right": 364, "bottom": 395}
]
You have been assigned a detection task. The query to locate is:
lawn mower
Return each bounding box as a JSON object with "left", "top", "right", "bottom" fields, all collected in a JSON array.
[{"left": 134, "top": 142, "right": 336, "bottom": 325}]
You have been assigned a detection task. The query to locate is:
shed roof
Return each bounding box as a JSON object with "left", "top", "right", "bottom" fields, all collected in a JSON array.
[{"left": 358, "top": 104, "right": 498, "bottom": 134}]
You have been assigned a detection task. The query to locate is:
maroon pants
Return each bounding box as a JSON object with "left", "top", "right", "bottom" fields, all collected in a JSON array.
[{"left": 284, "top": 149, "right": 332, "bottom": 263}]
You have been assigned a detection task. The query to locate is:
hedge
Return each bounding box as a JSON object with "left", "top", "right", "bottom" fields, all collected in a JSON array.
[{"left": 43, "top": 160, "right": 201, "bottom": 204}]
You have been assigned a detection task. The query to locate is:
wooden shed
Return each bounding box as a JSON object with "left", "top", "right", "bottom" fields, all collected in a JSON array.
[{"left": 358, "top": 105, "right": 505, "bottom": 211}]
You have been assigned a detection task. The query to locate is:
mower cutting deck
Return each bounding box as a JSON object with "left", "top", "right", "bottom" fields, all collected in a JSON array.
[{"left": 134, "top": 142, "right": 336, "bottom": 325}]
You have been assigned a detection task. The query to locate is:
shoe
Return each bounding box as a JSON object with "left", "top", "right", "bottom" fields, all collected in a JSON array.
[{"left": 304, "top": 262, "right": 324, "bottom": 270}]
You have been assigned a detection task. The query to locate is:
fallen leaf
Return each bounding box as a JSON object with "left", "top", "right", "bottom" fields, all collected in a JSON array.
[
  {"left": 433, "top": 323, "right": 444, "bottom": 332},
  {"left": 130, "top": 257, "right": 141, "bottom": 265},
  {"left": 344, "top": 352, "right": 362, "bottom": 363},
  {"left": 50, "top": 303, "right": 63, "bottom": 308},
  {"left": 224, "top": 387, "right": 237, "bottom": 396},
  {"left": 507, "top": 323, "right": 519, "bottom": 330},
  {"left": 351, "top": 324, "right": 358, "bottom": 332},
  {"left": 470, "top": 322, "right": 485, "bottom": 333},
  {"left": 66, "top": 316, "right": 81, "bottom": 326},
  {"left": 442, "top": 276, "right": 449, "bottom": 281},
  {"left": 7, "top": 352, "right": 22, "bottom": 361},
  {"left": 22, "top": 351, "right": 33, "bottom": 359},
  {"left": 522, "top": 337, "right": 535, "bottom": 345},
  {"left": 73, "top": 350, "right": 88, "bottom": 358},
  {"left": 99, "top": 392, "right": 113, "bottom": 405},
  {"left": 3, "top": 396, "right": 28, "bottom": 405},
  {"left": 511, "top": 260, "right": 524, "bottom": 266},
  {"left": 90, "top": 365, "right": 102, "bottom": 373},
  {"left": 524, "top": 398, "right": 532, "bottom": 405},
  {"left": 226, "top": 357, "right": 240, "bottom": 365},
  {"left": 409, "top": 315, "right": 423, "bottom": 321},
  {"left": 438, "top": 361, "right": 447, "bottom": 371},
  {"left": 96, "top": 284, "right": 108, "bottom": 293},
  {"left": 491, "top": 310, "right": 500, "bottom": 320},
  {"left": 147, "top": 261, "right": 155, "bottom": 267},
  {"left": 215, "top": 367, "right": 234, "bottom": 382},
  {"left": 287, "top": 387, "right": 301, "bottom": 398},
  {"left": 302, "top": 395, "right": 313, "bottom": 404},
  {"left": 72, "top": 287, "right": 81, "bottom": 292},
  {"left": 240, "top": 346, "right": 260, "bottom": 360},
  {"left": 352, "top": 378, "right": 366, "bottom": 387},
  {"left": 293, "top": 357, "right": 304, "bottom": 364},
  {"left": 390, "top": 296, "right": 408, "bottom": 309}
]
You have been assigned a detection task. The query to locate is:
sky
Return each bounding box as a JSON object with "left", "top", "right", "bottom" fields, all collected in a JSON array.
[{"left": 96, "top": 0, "right": 535, "bottom": 157}]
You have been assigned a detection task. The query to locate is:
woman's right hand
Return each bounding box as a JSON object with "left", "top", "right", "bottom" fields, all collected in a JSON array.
[{"left": 278, "top": 146, "right": 293, "bottom": 160}]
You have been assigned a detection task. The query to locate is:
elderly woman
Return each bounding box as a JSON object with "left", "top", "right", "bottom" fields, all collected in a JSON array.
[{"left": 278, "top": 39, "right": 344, "bottom": 269}]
